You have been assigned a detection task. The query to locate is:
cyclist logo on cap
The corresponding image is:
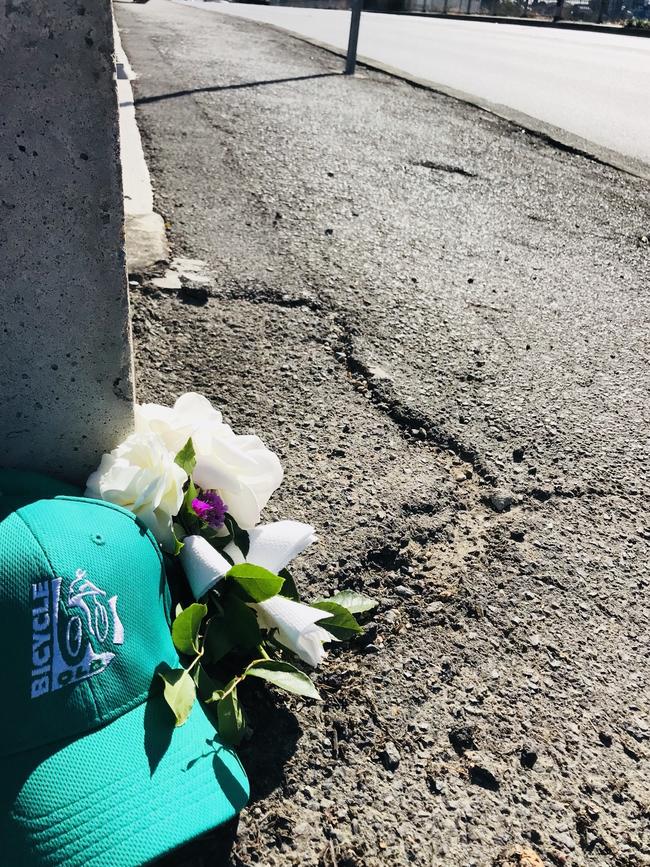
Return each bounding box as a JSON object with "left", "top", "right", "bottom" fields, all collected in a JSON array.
[{"left": 31, "top": 569, "right": 125, "bottom": 699}]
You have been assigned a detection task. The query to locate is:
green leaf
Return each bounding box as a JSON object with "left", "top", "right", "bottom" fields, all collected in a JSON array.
[
  {"left": 204, "top": 592, "right": 263, "bottom": 663},
  {"left": 217, "top": 686, "right": 246, "bottom": 745},
  {"left": 247, "top": 660, "right": 321, "bottom": 700},
  {"left": 328, "top": 590, "right": 377, "bottom": 615},
  {"left": 278, "top": 568, "right": 301, "bottom": 601},
  {"left": 222, "top": 593, "right": 263, "bottom": 648},
  {"left": 311, "top": 600, "right": 362, "bottom": 640},
  {"left": 171, "top": 602, "right": 208, "bottom": 655},
  {"left": 175, "top": 437, "right": 196, "bottom": 476},
  {"left": 204, "top": 615, "right": 235, "bottom": 663},
  {"left": 183, "top": 477, "right": 199, "bottom": 511},
  {"left": 178, "top": 478, "right": 201, "bottom": 534},
  {"left": 194, "top": 664, "right": 224, "bottom": 701},
  {"left": 227, "top": 563, "right": 284, "bottom": 602},
  {"left": 159, "top": 668, "right": 196, "bottom": 727},
  {"left": 224, "top": 513, "right": 250, "bottom": 558}
]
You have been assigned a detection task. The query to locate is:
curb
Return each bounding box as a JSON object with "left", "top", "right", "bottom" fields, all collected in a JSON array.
[{"left": 113, "top": 17, "right": 169, "bottom": 273}]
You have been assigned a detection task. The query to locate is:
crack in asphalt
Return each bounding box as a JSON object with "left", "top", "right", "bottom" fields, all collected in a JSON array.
[
  {"left": 205, "top": 278, "right": 500, "bottom": 489},
  {"left": 531, "top": 485, "right": 643, "bottom": 501},
  {"left": 220, "top": 284, "right": 324, "bottom": 313},
  {"left": 414, "top": 160, "right": 478, "bottom": 179},
  {"left": 210, "top": 286, "right": 647, "bottom": 507},
  {"left": 336, "top": 324, "right": 498, "bottom": 485}
]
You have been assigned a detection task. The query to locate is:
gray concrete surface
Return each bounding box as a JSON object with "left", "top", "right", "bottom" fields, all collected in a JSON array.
[
  {"left": 179, "top": 0, "right": 650, "bottom": 177},
  {"left": 1, "top": 0, "right": 134, "bottom": 483},
  {"left": 116, "top": 1, "right": 650, "bottom": 865}
]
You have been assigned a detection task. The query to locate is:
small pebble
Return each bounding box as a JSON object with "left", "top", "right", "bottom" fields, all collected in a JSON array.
[{"left": 382, "top": 741, "right": 401, "bottom": 771}]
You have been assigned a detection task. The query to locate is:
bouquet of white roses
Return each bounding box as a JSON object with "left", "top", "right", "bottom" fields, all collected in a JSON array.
[{"left": 86, "top": 393, "right": 375, "bottom": 744}]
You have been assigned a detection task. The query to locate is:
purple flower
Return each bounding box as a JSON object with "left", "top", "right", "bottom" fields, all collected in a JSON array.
[{"left": 191, "top": 490, "right": 228, "bottom": 530}]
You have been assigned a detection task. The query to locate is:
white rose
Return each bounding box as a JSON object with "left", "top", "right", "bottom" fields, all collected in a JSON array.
[
  {"left": 85, "top": 432, "right": 187, "bottom": 552},
  {"left": 135, "top": 392, "right": 219, "bottom": 454},
  {"left": 249, "top": 595, "right": 335, "bottom": 668},
  {"left": 136, "top": 393, "right": 283, "bottom": 530}
]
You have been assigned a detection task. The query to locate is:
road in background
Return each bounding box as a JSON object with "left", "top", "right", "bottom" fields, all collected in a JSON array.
[{"left": 179, "top": 0, "right": 650, "bottom": 173}]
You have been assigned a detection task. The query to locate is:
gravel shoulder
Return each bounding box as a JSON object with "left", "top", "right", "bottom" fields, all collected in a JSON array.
[{"left": 116, "top": 2, "right": 650, "bottom": 865}]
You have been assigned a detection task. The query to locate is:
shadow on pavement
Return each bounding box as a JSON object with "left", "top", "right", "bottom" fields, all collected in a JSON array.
[{"left": 126, "top": 72, "right": 341, "bottom": 107}]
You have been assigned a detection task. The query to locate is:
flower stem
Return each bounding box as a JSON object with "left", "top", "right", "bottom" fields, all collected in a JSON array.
[
  {"left": 218, "top": 655, "right": 269, "bottom": 702},
  {"left": 220, "top": 674, "right": 244, "bottom": 702},
  {"left": 186, "top": 649, "right": 204, "bottom": 674}
]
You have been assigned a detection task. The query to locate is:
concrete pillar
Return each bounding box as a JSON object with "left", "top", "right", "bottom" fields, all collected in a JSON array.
[{"left": 0, "top": 0, "right": 134, "bottom": 483}]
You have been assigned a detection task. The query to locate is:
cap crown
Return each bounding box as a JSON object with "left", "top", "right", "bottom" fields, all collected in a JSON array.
[{"left": 1, "top": 497, "right": 177, "bottom": 758}]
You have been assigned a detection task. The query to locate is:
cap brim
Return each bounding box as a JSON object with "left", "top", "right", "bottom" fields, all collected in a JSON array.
[
  {"left": 0, "top": 469, "right": 81, "bottom": 521},
  {"left": 2, "top": 691, "right": 249, "bottom": 867}
]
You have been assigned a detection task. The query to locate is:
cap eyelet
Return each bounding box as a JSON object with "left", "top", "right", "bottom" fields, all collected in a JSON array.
[{"left": 91, "top": 533, "right": 106, "bottom": 546}]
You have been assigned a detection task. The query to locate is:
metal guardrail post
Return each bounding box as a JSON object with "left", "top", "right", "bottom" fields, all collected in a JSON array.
[{"left": 345, "top": 0, "right": 363, "bottom": 76}]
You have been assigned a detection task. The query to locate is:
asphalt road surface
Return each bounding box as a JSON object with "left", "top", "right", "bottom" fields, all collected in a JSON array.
[
  {"left": 116, "top": 1, "right": 650, "bottom": 865},
  {"left": 181, "top": 0, "right": 650, "bottom": 174}
]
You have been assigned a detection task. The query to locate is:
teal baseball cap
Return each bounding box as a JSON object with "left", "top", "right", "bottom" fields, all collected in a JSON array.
[{"left": 0, "top": 471, "right": 249, "bottom": 867}]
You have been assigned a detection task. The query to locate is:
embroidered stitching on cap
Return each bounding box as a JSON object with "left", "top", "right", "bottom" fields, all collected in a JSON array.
[{"left": 31, "top": 569, "right": 124, "bottom": 698}]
